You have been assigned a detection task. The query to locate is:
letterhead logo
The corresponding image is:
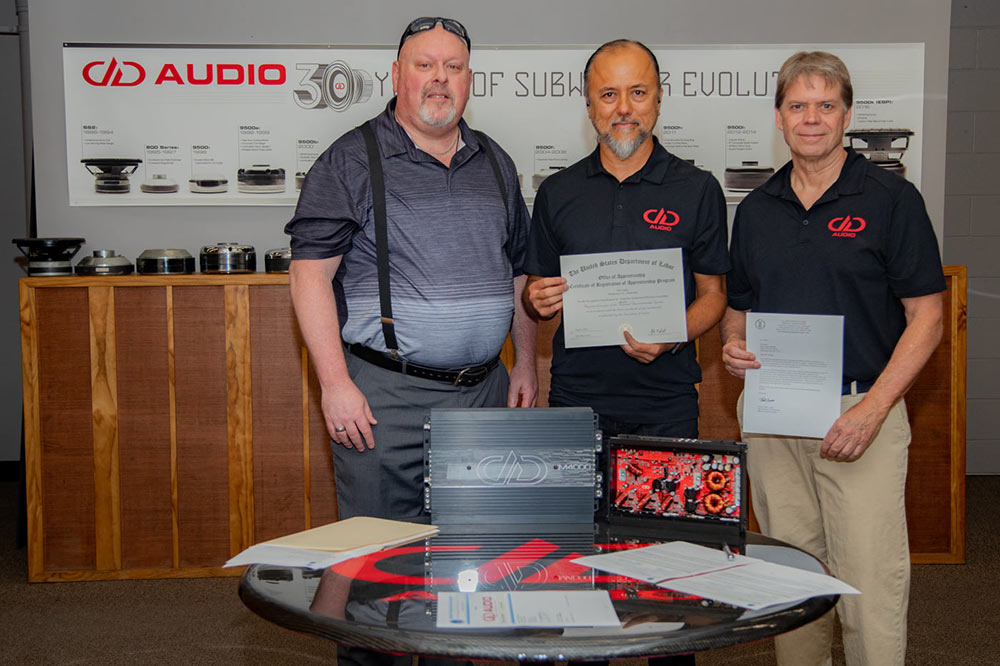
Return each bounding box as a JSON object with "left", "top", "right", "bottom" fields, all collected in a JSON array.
[
  {"left": 476, "top": 451, "right": 548, "bottom": 486},
  {"left": 83, "top": 58, "right": 146, "bottom": 87},
  {"left": 828, "top": 215, "right": 866, "bottom": 238},
  {"left": 293, "top": 60, "right": 373, "bottom": 112},
  {"left": 643, "top": 208, "right": 680, "bottom": 231}
]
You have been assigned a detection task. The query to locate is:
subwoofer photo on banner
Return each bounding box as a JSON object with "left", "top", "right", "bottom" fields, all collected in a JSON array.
[
  {"left": 139, "top": 174, "right": 179, "bottom": 194},
  {"left": 724, "top": 162, "right": 774, "bottom": 192},
  {"left": 81, "top": 158, "right": 142, "bottom": 194},
  {"left": 237, "top": 166, "right": 285, "bottom": 193},
  {"left": 845, "top": 128, "right": 914, "bottom": 178},
  {"left": 189, "top": 174, "right": 229, "bottom": 194}
]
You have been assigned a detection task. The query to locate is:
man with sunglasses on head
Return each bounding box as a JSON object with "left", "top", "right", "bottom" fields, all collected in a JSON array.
[{"left": 286, "top": 20, "right": 535, "bottom": 659}]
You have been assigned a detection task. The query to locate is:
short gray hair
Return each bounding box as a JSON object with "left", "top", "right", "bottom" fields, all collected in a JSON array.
[{"left": 775, "top": 51, "right": 853, "bottom": 109}]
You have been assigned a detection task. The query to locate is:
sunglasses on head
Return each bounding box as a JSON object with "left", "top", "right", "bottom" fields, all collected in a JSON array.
[{"left": 398, "top": 17, "right": 471, "bottom": 55}]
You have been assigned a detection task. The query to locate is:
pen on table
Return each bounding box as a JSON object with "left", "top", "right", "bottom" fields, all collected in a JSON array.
[{"left": 722, "top": 543, "right": 735, "bottom": 561}]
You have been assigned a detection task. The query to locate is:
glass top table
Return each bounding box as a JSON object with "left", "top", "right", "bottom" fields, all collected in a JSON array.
[{"left": 239, "top": 528, "right": 836, "bottom": 661}]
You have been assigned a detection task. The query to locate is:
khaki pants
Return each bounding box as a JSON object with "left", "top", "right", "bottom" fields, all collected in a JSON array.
[{"left": 738, "top": 392, "right": 911, "bottom": 666}]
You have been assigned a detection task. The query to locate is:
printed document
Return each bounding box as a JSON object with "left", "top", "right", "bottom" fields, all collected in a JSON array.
[
  {"left": 436, "top": 590, "right": 620, "bottom": 628},
  {"left": 743, "top": 312, "right": 843, "bottom": 438},
  {"left": 560, "top": 248, "right": 687, "bottom": 348},
  {"left": 573, "top": 541, "right": 859, "bottom": 610}
]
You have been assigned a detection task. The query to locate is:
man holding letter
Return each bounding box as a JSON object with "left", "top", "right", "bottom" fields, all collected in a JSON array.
[
  {"left": 720, "top": 52, "right": 945, "bottom": 666},
  {"left": 523, "top": 39, "right": 729, "bottom": 441}
]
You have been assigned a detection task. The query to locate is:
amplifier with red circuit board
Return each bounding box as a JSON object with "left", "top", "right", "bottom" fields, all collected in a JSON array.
[{"left": 604, "top": 436, "right": 747, "bottom": 551}]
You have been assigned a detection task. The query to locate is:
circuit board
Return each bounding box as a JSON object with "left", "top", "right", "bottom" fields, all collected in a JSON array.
[{"left": 609, "top": 447, "right": 741, "bottom": 523}]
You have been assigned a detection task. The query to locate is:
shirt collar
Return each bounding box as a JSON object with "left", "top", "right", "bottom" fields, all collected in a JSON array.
[
  {"left": 372, "top": 98, "right": 477, "bottom": 162},
  {"left": 584, "top": 136, "right": 673, "bottom": 184},
  {"left": 762, "top": 147, "right": 867, "bottom": 204}
]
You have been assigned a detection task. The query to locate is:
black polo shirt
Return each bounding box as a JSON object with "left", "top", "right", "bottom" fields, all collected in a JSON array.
[
  {"left": 524, "top": 139, "right": 730, "bottom": 423},
  {"left": 728, "top": 148, "right": 946, "bottom": 384}
]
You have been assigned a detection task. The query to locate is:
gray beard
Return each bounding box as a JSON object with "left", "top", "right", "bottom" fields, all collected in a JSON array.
[
  {"left": 418, "top": 101, "right": 457, "bottom": 128},
  {"left": 599, "top": 128, "right": 650, "bottom": 160}
]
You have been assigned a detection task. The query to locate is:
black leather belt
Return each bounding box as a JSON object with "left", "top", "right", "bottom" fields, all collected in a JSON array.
[
  {"left": 347, "top": 343, "right": 499, "bottom": 387},
  {"left": 842, "top": 379, "right": 875, "bottom": 395}
]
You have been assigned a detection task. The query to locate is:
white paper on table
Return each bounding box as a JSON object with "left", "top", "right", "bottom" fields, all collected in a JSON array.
[
  {"left": 573, "top": 540, "right": 743, "bottom": 584},
  {"left": 743, "top": 312, "right": 844, "bottom": 438},
  {"left": 572, "top": 541, "right": 858, "bottom": 610},
  {"left": 560, "top": 248, "right": 687, "bottom": 349},
  {"left": 436, "top": 590, "right": 621, "bottom": 628}
]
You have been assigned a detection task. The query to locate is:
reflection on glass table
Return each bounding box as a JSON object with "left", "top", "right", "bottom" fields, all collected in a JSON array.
[{"left": 240, "top": 528, "right": 837, "bottom": 662}]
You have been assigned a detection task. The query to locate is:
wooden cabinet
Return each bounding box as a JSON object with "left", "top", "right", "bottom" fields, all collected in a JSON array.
[
  {"left": 21, "top": 275, "right": 337, "bottom": 581},
  {"left": 20, "top": 268, "right": 966, "bottom": 581}
]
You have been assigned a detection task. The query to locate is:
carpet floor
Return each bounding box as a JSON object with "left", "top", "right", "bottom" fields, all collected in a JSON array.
[{"left": 1, "top": 477, "right": 996, "bottom": 665}]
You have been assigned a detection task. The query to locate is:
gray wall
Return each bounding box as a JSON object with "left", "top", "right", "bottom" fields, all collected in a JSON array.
[
  {"left": 945, "top": 0, "right": 1000, "bottom": 474},
  {"left": 28, "top": 0, "right": 951, "bottom": 256},
  {"left": 2, "top": 0, "right": 26, "bottom": 464},
  {"left": 13, "top": 0, "right": 954, "bottom": 462}
]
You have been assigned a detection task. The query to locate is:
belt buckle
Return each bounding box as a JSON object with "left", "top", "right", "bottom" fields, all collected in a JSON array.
[{"left": 454, "top": 365, "right": 485, "bottom": 386}]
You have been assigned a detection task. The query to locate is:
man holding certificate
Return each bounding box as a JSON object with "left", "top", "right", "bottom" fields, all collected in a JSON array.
[
  {"left": 720, "top": 52, "right": 945, "bottom": 666},
  {"left": 523, "top": 39, "right": 729, "bottom": 443}
]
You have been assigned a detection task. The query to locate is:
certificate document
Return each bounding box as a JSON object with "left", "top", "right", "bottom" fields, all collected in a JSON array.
[
  {"left": 560, "top": 248, "right": 687, "bottom": 349},
  {"left": 743, "top": 313, "right": 843, "bottom": 439}
]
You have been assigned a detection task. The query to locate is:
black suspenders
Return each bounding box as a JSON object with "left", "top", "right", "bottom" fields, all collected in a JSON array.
[{"left": 358, "top": 121, "right": 509, "bottom": 356}]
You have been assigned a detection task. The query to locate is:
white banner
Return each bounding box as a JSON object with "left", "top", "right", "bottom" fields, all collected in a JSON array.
[{"left": 63, "top": 43, "right": 924, "bottom": 207}]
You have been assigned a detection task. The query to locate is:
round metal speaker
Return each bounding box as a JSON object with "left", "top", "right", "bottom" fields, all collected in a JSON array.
[
  {"left": 136, "top": 248, "right": 196, "bottom": 275},
  {"left": 200, "top": 242, "right": 257, "bottom": 273},
  {"left": 13, "top": 237, "right": 85, "bottom": 277},
  {"left": 76, "top": 249, "right": 134, "bottom": 276},
  {"left": 264, "top": 247, "right": 292, "bottom": 273}
]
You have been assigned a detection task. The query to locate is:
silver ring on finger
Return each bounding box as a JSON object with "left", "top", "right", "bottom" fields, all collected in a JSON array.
[{"left": 334, "top": 426, "right": 346, "bottom": 433}]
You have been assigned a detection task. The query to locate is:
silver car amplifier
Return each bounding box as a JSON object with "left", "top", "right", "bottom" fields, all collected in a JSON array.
[
  {"left": 423, "top": 407, "right": 601, "bottom": 528},
  {"left": 424, "top": 407, "right": 600, "bottom": 590}
]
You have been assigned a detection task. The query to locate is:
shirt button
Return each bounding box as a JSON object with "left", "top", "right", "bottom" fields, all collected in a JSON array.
[
  {"left": 802, "top": 219, "right": 809, "bottom": 225},
  {"left": 617, "top": 204, "right": 623, "bottom": 209}
]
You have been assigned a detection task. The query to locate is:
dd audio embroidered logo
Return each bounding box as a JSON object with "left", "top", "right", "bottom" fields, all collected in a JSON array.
[
  {"left": 828, "top": 215, "right": 866, "bottom": 238},
  {"left": 476, "top": 451, "right": 548, "bottom": 486},
  {"left": 82, "top": 59, "right": 286, "bottom": 87},
  {"left": 82, "top": 58, "right": 145, "bottom": 87},
  {"left": 644, "top": 208, "right": 680, "bottom": 231},
  {"left": 293, "top": 61, "right": 373, "bottom": 112}
]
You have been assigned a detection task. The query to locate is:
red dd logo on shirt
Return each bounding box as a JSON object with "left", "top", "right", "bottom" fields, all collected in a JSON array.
[
  {"left": 643, "top": 209, "right": 680, "bottom": 231},
  {"left": 828, "top": 215, "right": 866, "bottom": 237}
]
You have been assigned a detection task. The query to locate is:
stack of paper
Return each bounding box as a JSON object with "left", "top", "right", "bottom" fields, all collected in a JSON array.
[
  {"left": 573, "top": 541, "right": 859, "bottom": 610},
  {"left": 224, "top": 516, "right": 438, "bottom": 569}
]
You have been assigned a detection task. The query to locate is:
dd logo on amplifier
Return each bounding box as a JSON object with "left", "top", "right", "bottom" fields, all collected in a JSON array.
[
  {"left": 294, "top": 60, "right": 373, "bottom": 112},
  {"left": 476, "top": 451, "right": 548, "bottom": 486}
]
